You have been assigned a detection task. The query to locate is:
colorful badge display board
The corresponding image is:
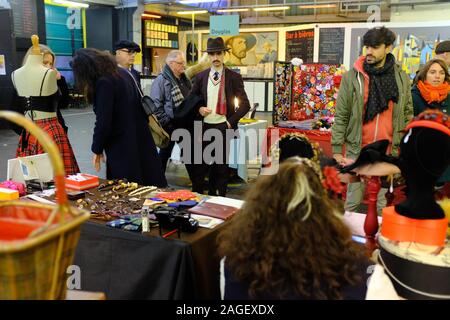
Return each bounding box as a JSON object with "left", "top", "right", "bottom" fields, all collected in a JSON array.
[
  {"left": 273, "top": 61, "right": 293, "bottom": 126},
  {"left": 273, "top": 62, "right": 345, "bottom": 125},
  {"left": 291, "top": 64, "right": 341, "bottom": 121}
]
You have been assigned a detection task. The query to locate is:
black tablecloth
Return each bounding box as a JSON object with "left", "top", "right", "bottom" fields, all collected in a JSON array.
[
  {"left": 74, "top": 221, "right": 197, "bottom": 299},
  {"left": 73, "top": 219, "right": 225, "bottom": 299}
]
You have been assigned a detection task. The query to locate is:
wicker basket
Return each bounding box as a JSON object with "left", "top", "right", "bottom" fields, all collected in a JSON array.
[{"left": 0, "top": 111, "right": 90, "bottom": 299}]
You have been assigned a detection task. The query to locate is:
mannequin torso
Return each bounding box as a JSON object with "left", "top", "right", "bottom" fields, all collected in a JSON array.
[
  {"left": 12, "top": 54, "right": 57, "bottom": 97},
  {"left": 12, "top": 36, "right": 80, "bottom": 176}
]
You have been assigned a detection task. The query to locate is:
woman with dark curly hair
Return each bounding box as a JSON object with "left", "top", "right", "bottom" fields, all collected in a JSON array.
[
  {"left": 71, "top": 48, "right": 166, "bottom": 187},
  {"left": 218, "top": 157, "right": 375, "bottom": 299}
]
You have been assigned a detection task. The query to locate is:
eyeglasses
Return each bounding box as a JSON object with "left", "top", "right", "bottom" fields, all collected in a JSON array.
[
  {"left": 118, "top": 49, "right": 138, "bottom": 55},
  {"left": 173, "top": 61, "right": 186, "bottom": 66}
]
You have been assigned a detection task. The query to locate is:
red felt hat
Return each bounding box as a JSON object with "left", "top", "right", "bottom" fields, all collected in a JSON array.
[{"left": 405, "top": 109, "right": 450, "bottom": 136}]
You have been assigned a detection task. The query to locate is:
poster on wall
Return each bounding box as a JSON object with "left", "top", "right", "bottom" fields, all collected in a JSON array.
[
  {"left": 285, "top": 29, "right": 314, "bottom": 63},
  {"left": 351, "top": 26, "right": 450, "bottom": 80},
  {"left": 319, "top": 28, "right": 345, "bottom": 65},
  {"left": 201, "top": 32, "right": 278, "bottom": 67},
  {"left": 186, "top": 34, "right": 199, "bottom": 64}
]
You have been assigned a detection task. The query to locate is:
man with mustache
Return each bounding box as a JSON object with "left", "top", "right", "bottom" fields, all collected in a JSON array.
[
  {"left": 190, "top": 37, "right": 250, "bottom": 196},
  {"left": 332, "top": 26, "right": 413, "bottom": 213}
]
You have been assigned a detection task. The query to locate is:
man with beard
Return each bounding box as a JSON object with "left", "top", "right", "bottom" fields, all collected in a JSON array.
[
  {"left": 225, "top": 34, "right": 256, "bottom": 66},
  {"left": 331, "top": 26, "right": 413, "bottom": 212}
]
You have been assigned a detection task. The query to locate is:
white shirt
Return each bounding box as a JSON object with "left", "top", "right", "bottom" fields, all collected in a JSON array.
[{"left": 205, "top": 67, "right": 227, "bottom": 124}]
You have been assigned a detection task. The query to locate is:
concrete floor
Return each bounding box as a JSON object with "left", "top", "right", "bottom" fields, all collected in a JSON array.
[{"left": 0, "top": 107, "right": 273, "bottom": 200}]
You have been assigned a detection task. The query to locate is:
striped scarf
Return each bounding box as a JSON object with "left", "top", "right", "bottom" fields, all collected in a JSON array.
[{"left": 162, "top": 64, "right": 185, "bottom": 108}]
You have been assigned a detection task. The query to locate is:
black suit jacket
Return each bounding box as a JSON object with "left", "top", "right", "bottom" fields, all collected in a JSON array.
[{"left": 191, "top": 67, "right": 250, "bottom": 129}]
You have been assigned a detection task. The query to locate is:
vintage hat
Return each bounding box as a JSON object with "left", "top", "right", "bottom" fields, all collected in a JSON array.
[
  {"left": 340, "top": 140, "right": 399, "bottom": 174},
  {"left": 435, "top": 40, "right": 450, "bottom": 54},
  {"left": 202, "top": 37, "right": 230, "bottom": 53},
  {"left": 225, "top": 34, "right": 257, "bottom": 52},
  {"left": 113, "top": 40, "right": 141, "bottom": 53},
  {"left": 405, "top": 109, "right": 450, "bottom": 136}
]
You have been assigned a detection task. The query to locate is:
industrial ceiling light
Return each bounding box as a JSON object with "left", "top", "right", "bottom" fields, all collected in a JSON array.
[
  {"left": 53, "top": 0, "right": 89, "bottom": 8},
  {"left": 217, "top": 8, "right": 249, "bottom": 13},
  {"left": 177, "top": 10, "right": 208, "bottom": 14},
  {"left": 253, "top": 6, "right": 290, "bottom": 12},
  {"left": 179, "top": 0, "right": 217, "bottom": 4},
  {"left": 141, "top": 13, "right": 162, "bottom": 19},
  {"left": 299, "top": 4, "right": 337, "bottom": 9}
]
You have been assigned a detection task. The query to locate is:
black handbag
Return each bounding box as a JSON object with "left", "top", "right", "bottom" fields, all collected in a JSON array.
[{"left": 125, "top": 70, "right": 170, "bottom": 149}]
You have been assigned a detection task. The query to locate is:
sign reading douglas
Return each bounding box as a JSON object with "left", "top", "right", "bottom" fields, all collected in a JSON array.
[{"left": 210, "top": 15, "right": 239, "bottom": 36}]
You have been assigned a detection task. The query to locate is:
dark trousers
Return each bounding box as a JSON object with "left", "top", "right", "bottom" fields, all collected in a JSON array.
[
  {"left": 191, "top": 122, "right": 231, "bottom": 197},
  {"left": 158, "top": 140, "right": 175, "bottom": 173},
  {"left": 160, "top": 125, "right": 196, "bottom": 183}
]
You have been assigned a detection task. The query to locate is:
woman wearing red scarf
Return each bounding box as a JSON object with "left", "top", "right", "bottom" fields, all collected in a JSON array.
[{"left": 412, "top": 58, "right": 450, "bottom": 189}]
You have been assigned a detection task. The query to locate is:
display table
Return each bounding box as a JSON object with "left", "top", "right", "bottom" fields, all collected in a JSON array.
[
  {"left": 264, "top": 126, "right": 332, "bottom": 159},
  {"left": 74, "top": 219, "right": 227, "bottom": 299},
  {"left": 59, "top": 183, "right": 229, "bottom": 300},
  {"left": 229, "top": 120, "right": 268, "bottom": 182}
]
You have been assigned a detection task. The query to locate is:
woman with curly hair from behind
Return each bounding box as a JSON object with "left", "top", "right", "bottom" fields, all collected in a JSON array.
[{"left": 218, "top": 157, "right": 375, "bottom": 299}]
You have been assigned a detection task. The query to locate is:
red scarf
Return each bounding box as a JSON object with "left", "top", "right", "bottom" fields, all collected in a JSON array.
[
  {"left": 417, "top": 80, "right": 450, "bottom": 104},
  {"left": 215, "top": 72, "right": 227, "bottom": 116}
]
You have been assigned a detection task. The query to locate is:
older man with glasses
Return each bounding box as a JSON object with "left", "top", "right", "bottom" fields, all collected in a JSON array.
[
  {"left": 113, "top": 39, "right": 141, "bottom": 83},
  {"left": 150, "top": 50, "right": 192, "bottom": 176}
]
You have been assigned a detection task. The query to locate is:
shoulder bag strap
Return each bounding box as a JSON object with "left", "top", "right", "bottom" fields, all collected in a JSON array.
[
  {"left": 123, "top": 67, "right": 144, "bottom": 98},
  {"left": 39, "top": 69, "right": 51, "bottom": 96}
]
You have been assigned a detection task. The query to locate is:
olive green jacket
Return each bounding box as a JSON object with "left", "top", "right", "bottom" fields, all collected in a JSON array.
[{"left": 331, "top": 64, "right": 413, "bottom": 157}]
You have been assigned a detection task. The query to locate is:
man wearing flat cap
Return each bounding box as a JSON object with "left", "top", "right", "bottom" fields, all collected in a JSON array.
[
  {"left": 113, "top": 39, "right": 141, "bottom": 82},
  {"left": 435, "top": 40, "right": 450, "bottom": 69},
  {"left": 190, "top": 37, "right": 250, "bottom": 196}
]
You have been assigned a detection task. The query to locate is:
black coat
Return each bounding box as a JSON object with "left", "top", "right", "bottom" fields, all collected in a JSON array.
[
  {"left": 173, "top": 93, "right": 204, "bottom": 129},
  {"left": 91, "top": 68, "right": 167, "bottom": 187},
  {"left": 411, "top": 84, "right": 450, "bottom": 184},
  {"left": 190, "top": 67, "right": 250, "bottom": 129}
]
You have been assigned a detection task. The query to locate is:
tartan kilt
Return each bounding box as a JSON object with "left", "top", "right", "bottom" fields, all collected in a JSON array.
[{"left": 16, "top": 117, "right": 80, "bottom": 175}]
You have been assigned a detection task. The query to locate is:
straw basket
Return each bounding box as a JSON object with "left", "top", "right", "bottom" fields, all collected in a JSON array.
[{"left": 0, "top": 111, "right": 90, "bottom": 299}]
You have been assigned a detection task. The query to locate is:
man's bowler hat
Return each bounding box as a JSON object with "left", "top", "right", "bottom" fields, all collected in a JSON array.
[{"left": 202, "top": 37, "right": 230, "bottom": 53}]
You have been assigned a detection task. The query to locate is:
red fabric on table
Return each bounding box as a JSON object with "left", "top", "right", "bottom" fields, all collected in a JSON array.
[{"left": 262, "top": 127, "right": 332, "bottom": 164}]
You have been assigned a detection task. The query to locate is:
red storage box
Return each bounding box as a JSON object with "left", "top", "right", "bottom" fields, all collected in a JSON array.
[{"left": 65, "top": 174, "right": 99, "bottom": 190}]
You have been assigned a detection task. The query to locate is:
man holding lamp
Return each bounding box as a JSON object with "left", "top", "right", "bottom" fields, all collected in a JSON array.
[{"left": 190, "top": 37, "right": 250, "bottom": 196}]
